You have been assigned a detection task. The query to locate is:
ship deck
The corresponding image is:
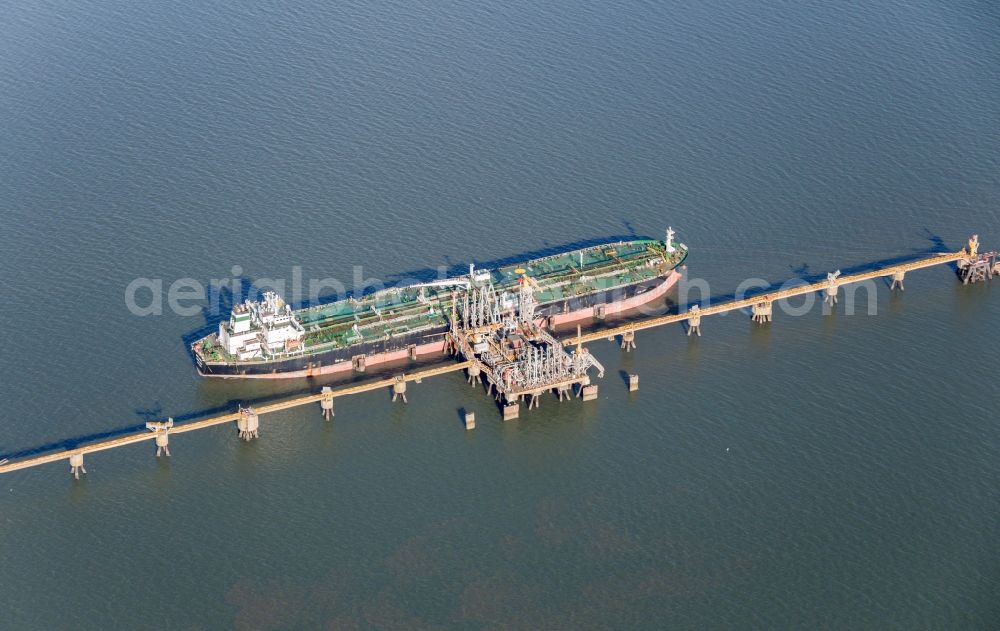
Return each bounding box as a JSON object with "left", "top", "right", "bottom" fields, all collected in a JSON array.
[{"left": 492, "top": 239, "right": 678, "bottom": 302}]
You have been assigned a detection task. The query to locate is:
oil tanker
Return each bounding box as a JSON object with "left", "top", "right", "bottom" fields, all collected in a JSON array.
[{"left": 192, "top": 229, "right": 688, "bottom": 378}]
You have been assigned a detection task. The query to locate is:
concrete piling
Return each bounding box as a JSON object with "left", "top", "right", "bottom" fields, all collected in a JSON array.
[
  {"left": 687, "top": 305, "right": 702, "bottom": 336},
  {"left": 620, "top": 330, "right": 636, "bottom": 351},
  {"left": 824, "top": 271, "right": 841, "bottom": 306},
  {"left": 502, "top": 403, "right": 519, "bottom": 421},
  {"left": 464, "top": 412, "right": 476, "bottom": 430},
  {"left": 392, "top": 377, "right": 408, "bottom": 403},
  {"left": 155, "top": 433, "right": 171, "bottom": 457},
  {"left": 145, "top": 418, "right": 174, "bottom": 457},
  {"left": 751, "top": 301, "right": 772, "bottom": 324},
  {"left": 628, "top": 374, "right": 639, "bottom": 392},
  {"left": 69, "top": 453, "right": 86, "bottom": 479},
  {"left": 320, "top": 386, "right": 334, "bottom": 420},
  {"left": 825, "top": 287, "right": 838, "bottom": 305},
  {"left": 890, "top": 271, "right": 905, "bottom": 291},
  {"left": 467, "top": 363, "right": 482, "bottom": 386},
  {"left": 581, "top": 384, "right": 599, "bottom": 401},
  {"left": 237, "top": 406, "right": 259, "bottom": 441}
]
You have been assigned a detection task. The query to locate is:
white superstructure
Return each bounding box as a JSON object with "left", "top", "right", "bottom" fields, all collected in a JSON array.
[{"left": 218, "top": 292, "right": 305, "bottom": 360}]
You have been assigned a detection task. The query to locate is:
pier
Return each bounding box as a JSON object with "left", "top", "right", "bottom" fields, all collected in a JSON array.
[
  {"left": 561, "top": 244, "right": 993, "bottom": 347},
  {"left": 1, "top": 237, "right": 994, "bottom": 479},
  {"left": 0, "top": 361, "right": 470, "bottom": 476}
]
